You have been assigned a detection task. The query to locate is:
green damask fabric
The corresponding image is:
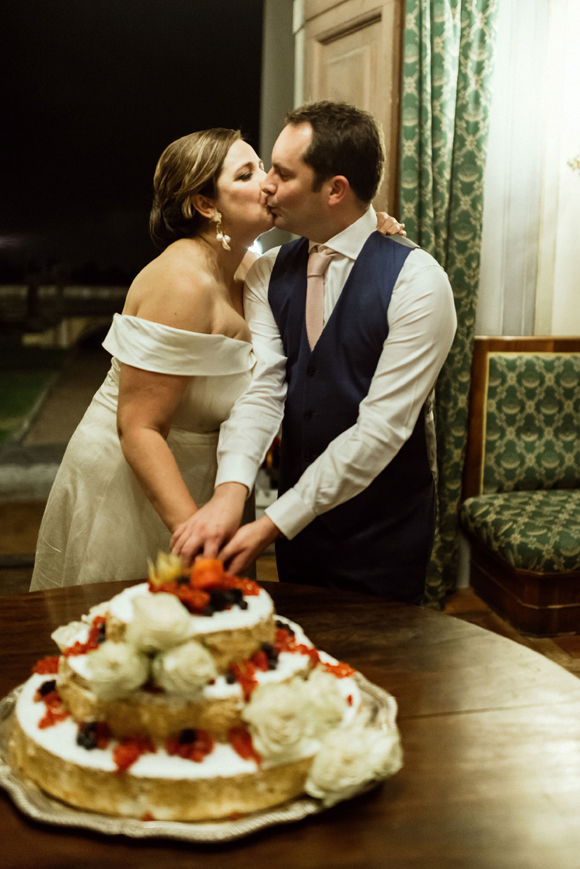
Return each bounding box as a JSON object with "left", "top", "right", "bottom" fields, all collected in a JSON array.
[
  {"left": 483, "top": 354, "right": 580, "bottom": 493},
  {"left": 400, "top": 0, "right": 498, "bottom": 607},
  {"left": 461, "top": 490, "right": 580, "bottom": 573}
]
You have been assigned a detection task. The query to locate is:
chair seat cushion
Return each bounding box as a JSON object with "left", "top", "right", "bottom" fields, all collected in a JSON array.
[{"left": 460, "top": 489, "right": 580, "bottom": 573}]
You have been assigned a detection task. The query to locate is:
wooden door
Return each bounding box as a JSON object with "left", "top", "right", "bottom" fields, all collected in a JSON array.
[{"left": 296, "top": 0, "right": 405, "bottom": 215}]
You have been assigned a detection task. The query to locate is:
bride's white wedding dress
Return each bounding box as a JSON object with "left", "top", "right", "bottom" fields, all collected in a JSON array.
[{"left": 29, "top": 314, "right": 254, "bottom": 590}]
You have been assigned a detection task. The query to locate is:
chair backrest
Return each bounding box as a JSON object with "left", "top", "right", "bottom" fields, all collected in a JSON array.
[{"left": 463, "top": 337, "right": 580, "bottom": 498}]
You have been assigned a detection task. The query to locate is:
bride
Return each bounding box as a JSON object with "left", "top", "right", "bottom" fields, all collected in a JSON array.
[{"left": 30, "top": 128, "right": 402, "bottom": 590}]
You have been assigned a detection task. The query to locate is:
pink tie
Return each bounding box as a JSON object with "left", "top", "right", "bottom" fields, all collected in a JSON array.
[{"left": 305, "top": 246, "right": 335, "bottom": 350}]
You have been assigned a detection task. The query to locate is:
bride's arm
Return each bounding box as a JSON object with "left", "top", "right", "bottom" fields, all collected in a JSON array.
[{"left": 117, "top": 363, "right": 197, "bottom": 532}]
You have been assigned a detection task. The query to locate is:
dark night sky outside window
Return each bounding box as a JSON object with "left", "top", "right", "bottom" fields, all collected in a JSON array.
[{"left": 0, "top": 0, "right": 264, "bottom": 285}]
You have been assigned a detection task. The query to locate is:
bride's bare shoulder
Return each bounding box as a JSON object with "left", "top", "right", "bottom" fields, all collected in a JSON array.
[{"left": 123, "top": 241, "right": 215, "bottom": 332}]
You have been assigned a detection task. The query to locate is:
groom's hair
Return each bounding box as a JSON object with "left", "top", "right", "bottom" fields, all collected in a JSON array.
[
  {"left": 285, "top": 101, "right": 384, "bottom": 204},
  {"left": 150, "top": 128, "right": 242, "bottom": 250}
]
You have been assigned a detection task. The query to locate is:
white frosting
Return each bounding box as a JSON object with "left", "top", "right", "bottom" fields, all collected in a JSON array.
[
  {"left": 51, "top": 621, "right": 88, "bottom": 652},
  {"left": 107, "top": 582, "right": 274, "bottom": 635},
  {"left": 17, "top": 675, "right": 261, "bottom": 778}
]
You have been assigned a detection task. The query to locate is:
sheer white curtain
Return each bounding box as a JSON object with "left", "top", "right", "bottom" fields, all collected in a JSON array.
[{"left": 476, "top": 0, "right": 580, "bottom": 337}]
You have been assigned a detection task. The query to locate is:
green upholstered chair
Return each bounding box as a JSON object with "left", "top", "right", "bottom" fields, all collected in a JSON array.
[{"left": 460, "top": 337, "right": 580, "bottom": 636}]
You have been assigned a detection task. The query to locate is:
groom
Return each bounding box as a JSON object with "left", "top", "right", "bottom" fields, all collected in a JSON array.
[{"left": 176, "top": 101, "right": 456, "bottom": 602}]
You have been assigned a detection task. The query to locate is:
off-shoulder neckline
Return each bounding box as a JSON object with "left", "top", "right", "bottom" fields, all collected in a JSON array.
[{"left": 113, "top": 313, "right": 252, "bottom": 346}]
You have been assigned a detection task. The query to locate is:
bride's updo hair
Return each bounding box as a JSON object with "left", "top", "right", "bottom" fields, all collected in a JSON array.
[{"left": 149, "top": 128, "right": 242, "bottom": 250}]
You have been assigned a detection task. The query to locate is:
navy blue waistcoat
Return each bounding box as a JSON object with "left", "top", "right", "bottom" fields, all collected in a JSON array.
[{"left": 268, "top": 232, "right": 435, "bottom": 598}]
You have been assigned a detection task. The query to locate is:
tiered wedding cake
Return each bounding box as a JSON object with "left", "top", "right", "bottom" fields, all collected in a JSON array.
[{"left": 9, "top": 555, "right": 402, "bottom": 821}]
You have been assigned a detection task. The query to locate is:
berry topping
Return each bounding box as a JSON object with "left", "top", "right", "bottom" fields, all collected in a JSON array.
[
  {"left": 76, "top": 721, "right": 112, "bottom": 750},
  {"left": 250, "top": 650, "right": 269, "bottom": 672},
  {"left": 208, "top": 590, "right": 232, "bottom": 612},
  {"left": 39, "top": 706, "right": 70, "bottom": 729},
  {"left": 173, "top": 585, "right": 211, "bottom": 615},
  {"left": 113, "top": 735, "right": 156, "bottom": 773},
  {"left": 35, "top": 679, "right": 56, "bottom": 699},
  {"left": 147, "top": 553, "right": 261, "bottom": 614},
  {"left": 36, "top": 687, "right": 70, "bottom": 729},
  {"left": 322, "top": 661, "right": 356, "bottom": 678},
  {"left": 275, "top": 619, "right": 295, "bottom": 637},
  {"left": 261, "top": 642, "right": 279, "bottom": 670},
  {"left": 274, "top": 628, "right": 320, "bottom": 664},
  {"left": 228, "top": 727, "right": 262, "bottom": 765},
  {"left": 63, "top": 615, "right": 107, "bottom": 657},
  {"left": 222, "top": 575, "right": 261, "bottom": 596},
  {"left": 32, "top": 656, "right": 59, "bottom": 675},
  {"left": 229, "top": 660, "right": 258, "bottom": 700},
  {"left": 166, "top": 729, "right": 214, "bottom": 762},
  {"left": 178, "top": 728, "right": 196, "bottom": 744}
]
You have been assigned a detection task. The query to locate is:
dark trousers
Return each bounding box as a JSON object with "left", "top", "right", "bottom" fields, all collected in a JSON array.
[{"left": 275, "top": 483, "right": 436, "bottom": 604}]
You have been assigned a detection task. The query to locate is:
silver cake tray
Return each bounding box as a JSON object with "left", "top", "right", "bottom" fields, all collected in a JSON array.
[{"left": 0, "top": 673, "right": 398, "bottom": 843}]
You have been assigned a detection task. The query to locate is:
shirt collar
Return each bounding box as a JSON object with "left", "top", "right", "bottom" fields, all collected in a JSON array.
[{"left": 308, "top": 205, "right": 377, "bottom": 260}]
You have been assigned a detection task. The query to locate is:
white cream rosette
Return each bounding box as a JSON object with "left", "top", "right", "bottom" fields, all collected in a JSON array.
[
  {"left": 151, "top": 639, "right": 217, "bottom": 695},
  {"left": 125, "top": 592, "right": 192, "bottom": 652},
  {"left": 242, "top": 679, "right": 319, "bottom": 764},
  {"left": 305, "top": 724, "right": 403, "bottom": 807},
  {"left": 84, "top": 640, "right": 150, "bottom": 700},
  {"left": 303, "top": 668, "right": 348, "bottom": 736}
]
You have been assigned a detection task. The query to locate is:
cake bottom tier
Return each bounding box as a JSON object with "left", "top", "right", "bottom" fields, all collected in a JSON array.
[{"left": 9, "top": 717, "right": 313, "bottom": 821}]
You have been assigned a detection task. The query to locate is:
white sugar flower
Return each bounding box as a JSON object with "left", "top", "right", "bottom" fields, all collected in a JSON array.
[
  {"left": 84, "top": 640, "right": 149, "bottom": 700},
  {"left": 305, "top": 725, "right": 403, "bottom": 807},
  {"left": 125, "top": 593, "right": 192, "bottom": 652},
  {"left": 242, "top": 680, "right": 317, "bottom": 764},
  {"left": 152, "top": 639, "right": 217, "bottom": 695}
]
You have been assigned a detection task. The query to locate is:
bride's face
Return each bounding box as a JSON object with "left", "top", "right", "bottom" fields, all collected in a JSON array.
[{"left": 215, "top": 140, "right": 274, "bottom": 243}]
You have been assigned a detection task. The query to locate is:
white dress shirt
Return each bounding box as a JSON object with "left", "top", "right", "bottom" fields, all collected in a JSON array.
[{"left": 216, "top": 205, "right": 457, "bottom": 540}]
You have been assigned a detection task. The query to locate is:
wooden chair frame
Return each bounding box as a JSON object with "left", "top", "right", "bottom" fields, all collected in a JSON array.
[{"left": 461, "top": 336, "right": 580, "bottom": 636}]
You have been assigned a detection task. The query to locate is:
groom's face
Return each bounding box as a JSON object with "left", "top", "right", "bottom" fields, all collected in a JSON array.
[{"left": 262, "top": 123, "right": 329, "bottom": 238}]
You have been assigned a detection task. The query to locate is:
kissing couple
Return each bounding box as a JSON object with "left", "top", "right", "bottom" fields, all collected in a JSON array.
[{"left": 31, "top": 100, "right": 455, "bottom": 604}]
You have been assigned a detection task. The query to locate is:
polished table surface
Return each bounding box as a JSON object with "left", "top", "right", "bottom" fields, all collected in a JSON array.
[{"left": 3, "top": 580, "right": 580, "bottom": 869}]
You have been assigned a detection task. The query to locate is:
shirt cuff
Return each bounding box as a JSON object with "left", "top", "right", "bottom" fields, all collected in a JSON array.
[
  {"left": 265, "top": 487, "right": 317, "bottom": 540},
  {"left": 214, "top": 455, "right": 258, "bottom": 494}
]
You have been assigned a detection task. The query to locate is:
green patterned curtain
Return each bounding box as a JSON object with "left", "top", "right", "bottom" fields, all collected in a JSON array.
[{"left": 400, "top": 0, "right": 498, "bottom": 607}]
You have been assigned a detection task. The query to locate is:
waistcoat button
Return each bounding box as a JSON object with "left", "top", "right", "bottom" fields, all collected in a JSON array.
[{"left": 303, "top": 409, "right": 313, "bottom": 420}]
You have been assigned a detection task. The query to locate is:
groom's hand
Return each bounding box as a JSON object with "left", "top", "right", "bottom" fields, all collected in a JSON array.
[
  {"left": 170, "top": 482, "right": 248, "bottom": 567},
  {"left": 219, "top": 515, "right": 281, "bottom": 576}
]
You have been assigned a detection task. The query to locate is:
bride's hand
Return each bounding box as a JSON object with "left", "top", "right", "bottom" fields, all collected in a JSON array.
[
  {"left": 170, "top": 482, "right": 248, "bottom": 567},
  {"left": 376, "top": 212, "right": 406, "bottom": 236}
]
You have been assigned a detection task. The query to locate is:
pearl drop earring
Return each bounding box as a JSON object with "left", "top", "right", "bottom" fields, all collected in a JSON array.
[{"left": 211, "top": 211, "right": 231, "bottom": 250}]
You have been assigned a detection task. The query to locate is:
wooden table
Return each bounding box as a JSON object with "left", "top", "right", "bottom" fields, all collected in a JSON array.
[{"left": 3, "top": 581, "right": 580, "bottom": 869}]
